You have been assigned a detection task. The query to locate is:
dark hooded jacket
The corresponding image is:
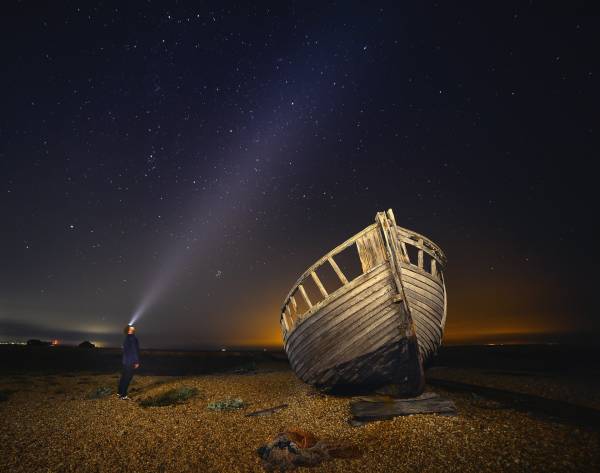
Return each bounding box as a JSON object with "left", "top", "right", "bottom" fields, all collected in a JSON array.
[{"left": 122, "top": 334, "right": 140, "bottom": 366}]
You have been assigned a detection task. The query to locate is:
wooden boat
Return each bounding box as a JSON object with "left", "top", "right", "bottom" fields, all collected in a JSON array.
[{"left": 280, "top": 209, "right": 447, "bottom": 394}]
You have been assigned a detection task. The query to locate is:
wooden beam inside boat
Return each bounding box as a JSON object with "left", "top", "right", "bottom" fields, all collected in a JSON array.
[
  {"left": 298, "top": 284, "right": 312, "bottom": 309},
  {"left": 328, "top": 257, "right": 348, "bottom": 285},
  {"left": 310, "top": 271, "right": 328, "bottom": 298},
  {"left": 282, "top": 312, "right": 289, "bottom": 331},
  {"left": 395, "top": 226, "right": 446, "bottom": 266},
  {"left": 400, "top": 240, "right": 410, "bottom": 263},
  {"left": 290, "top": 295, "right": 297, "bottom": 312}
]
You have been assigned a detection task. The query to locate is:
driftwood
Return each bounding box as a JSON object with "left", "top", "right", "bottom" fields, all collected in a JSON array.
[
  {"left": 245, "top": 404, "right": 289, "bottom": 417},
  {"left": 428, "top": 377, "right": 600, "bottom": 429},
  {"left": 350, "top": 392, "right": 457, "bottom": 424}
]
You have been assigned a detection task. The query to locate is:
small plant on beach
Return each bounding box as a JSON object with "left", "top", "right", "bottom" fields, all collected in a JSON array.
[
  {"left": 207, "top": 398, "right": 245, "bottom": 411},
  {"left": 88, "top": 386, "right": 112, "bottom": 399},
  {"left": 233, "top": 361, "right": 257, "bottom": 373},
  {"left": 139, "top": 386, "right": 199, "bottom": 407}
]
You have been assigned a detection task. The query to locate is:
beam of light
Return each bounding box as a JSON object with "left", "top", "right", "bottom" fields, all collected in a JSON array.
[{"left": 128, "top": 62, "right": 331, "bottom": 327}]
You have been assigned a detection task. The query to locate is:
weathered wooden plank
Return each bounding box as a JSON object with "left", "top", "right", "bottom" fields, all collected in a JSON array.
[
  {"left": 355, "top": 392, "right": 438, "bottom": 403},
  {"left": 400, "top": 261, "right": 444, "bottom": 287},
  {"left": 350, "top": 392, "right": 457, "bottom": 422},
  {"left": 406, "top": 297, "right": 444, "bottom": 326},
  {"left": 417, "top": 238, "right": 424, "bottom": 269},
  {"left": 411, "top": 305, "right": 442, "bottom": 338},
  {"left": 402, "top": 279, "right": 445, "bottom": 307},
  {"left": 404, "top": 287, "right": 444, "bottom": 314},
  {"left": 290, "top": 284, "right": 395, "bottom": 372},
  {"left": 328, "top": 257, "right": 349, "bottom": 285},
  {"left": 299, "top": 305, "right": 399, "bottom": 380},
  {"left": 286, "top": 265, "right": 391, "bottom": 348},
  {"left": 287, "top": 271, "right": 392, "bottom": 355},
  {"left": 245, "top": 404, "right": 289, "bottom": 417},
  {"left": 297, "top": 299, "right": 398, "bottom": 375},
  {"left": 313, "top": 308, "right": 400, "bottom": 374},
  {"left": 411, "top": 304, "right": 443, "bottom": 337},
  {"left": 412, "top": 316, "right": 439, "bottom": 355},
  {"left": 356, "top": 228, "right": 387, "bottom": 273},
  {"left": 310, "top": 271, "right": 328, "bottom": 298},
  {"left": 282, "top": 312, "right": 290, "bottom": 331},
  {"left": 290, "top": 286, "right": 395, "bottom": 373},
  {"left": 401, "top": 264, "right": 445, "bottom": 293},
  {"left": 400, "top": 241, "right": 410, "bottom": 263},
  {"left": 431, "top": 259, "right": 437, "bottom": 278},
  {"left": 290, "top": 295, "right": 297, "bottom": 312},
  {"left": 406, "top": 305, "right": 443, "bottom": 345},
  {"left": 298, "top": 284, "right": 312, "bottom": 309}
]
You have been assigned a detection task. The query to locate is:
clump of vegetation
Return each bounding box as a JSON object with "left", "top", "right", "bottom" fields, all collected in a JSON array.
[
  {"left": 139, "top": 386, "right": 199, "bottom": 407},
  {"left": 0, "top": 389, "right": 14, "bottom": 402},
  {"left": 207, "top": 398, "right": 245, "bottom": 411},
  {"left": 88, "top": 386, "right": 112, "bottom": 399},
  {"left": 233, "top": 361, "right": 257, "bottom": 373}
]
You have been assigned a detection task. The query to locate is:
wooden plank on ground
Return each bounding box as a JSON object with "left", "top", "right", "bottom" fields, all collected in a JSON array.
[
  {"left": 350, "top": 392, "right": 457, "bottom": 422},
  {"left": 245, "top": 404, "right": 289, "bottom": 417}
]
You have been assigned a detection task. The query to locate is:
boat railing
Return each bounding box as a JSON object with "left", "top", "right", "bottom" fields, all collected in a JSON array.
[{"left": 280, "top": 210, "right": 446, "bottom": 337}]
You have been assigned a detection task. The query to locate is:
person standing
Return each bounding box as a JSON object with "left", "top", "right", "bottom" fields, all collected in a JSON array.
[{"left": 118, "top": 324, "right": 140, "bottom": 400}]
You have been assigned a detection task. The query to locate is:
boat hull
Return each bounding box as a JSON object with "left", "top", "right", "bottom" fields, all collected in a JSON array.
[
  {"left": 280, "top": 209, "right": 446, "bottom": 392},
  {"left": 285, "top": 263, "right": 424, "bottom": 393},
  {"left": 399, "top": 261, "right": 446, "bottom": 364}
]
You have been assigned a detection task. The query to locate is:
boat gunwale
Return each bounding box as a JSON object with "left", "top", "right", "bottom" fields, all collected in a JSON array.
[
  {"left": 280, "top": 221, "right": 445, "bottom": 326},
  {"left": 281, "top": 223, "right": 380, "bottom": 311}
]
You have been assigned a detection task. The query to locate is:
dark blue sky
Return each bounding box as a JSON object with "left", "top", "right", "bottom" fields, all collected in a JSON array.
[{"left": 0, "top": 1, "right": 597, "bottom": 347}]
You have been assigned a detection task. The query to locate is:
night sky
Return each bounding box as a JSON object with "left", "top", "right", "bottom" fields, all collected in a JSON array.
[{"left": 1, "top": 2, "right": 597, "bottom": 348}]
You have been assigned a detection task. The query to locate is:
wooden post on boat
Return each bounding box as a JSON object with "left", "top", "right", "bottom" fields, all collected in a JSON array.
[
  {"left": 328, "top": 257, "right": 348, "bottom": 285},
  {"left": 298, "top": 284, "right": 312, "bottom": 309},
  {"left": 310, "top": 271, "right": 328, "bottom": 298}
]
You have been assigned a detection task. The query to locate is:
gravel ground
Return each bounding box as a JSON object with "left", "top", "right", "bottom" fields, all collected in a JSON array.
[{"left": 1, "top": 369, "right": 598, "bottom": 472}]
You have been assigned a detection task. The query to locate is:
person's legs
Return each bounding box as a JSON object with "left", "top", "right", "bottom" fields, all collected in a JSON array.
[
  {"left": 118, "top": 365, "right": 134, "bottom": 397},
  {"left": 122, "top": 365, "right": 134, "bottom": 396}
]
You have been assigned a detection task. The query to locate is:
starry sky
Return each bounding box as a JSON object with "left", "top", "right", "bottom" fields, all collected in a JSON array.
[{"left": 1, "top": 2, "right": 597, "bottom": 348}]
